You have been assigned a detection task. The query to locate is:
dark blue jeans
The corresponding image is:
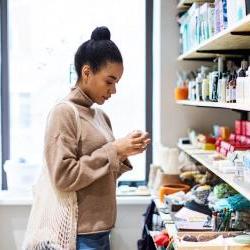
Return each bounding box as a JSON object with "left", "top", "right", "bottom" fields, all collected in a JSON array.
[{"left": 76, "top": 231, "right": 111, "bottom": 250}]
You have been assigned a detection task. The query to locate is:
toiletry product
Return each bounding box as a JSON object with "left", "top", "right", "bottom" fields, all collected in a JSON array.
[
  {"left": 195, "top": 73, "right": 203, "bottom": 101},
  {"left": 202, "top": 78, "right": 209, "bottom": 101},
  {"left": 236, "top": 0, "right": 247, "bottom": 22},
  {"left": 227, "top": 0, "right": 237, "bottom": 26},
  {"left": 219, "top": 73, "right": 227, "bottom": 102},
  {"left": 211, "top": 71, "right": 219, "bottom": 101},
  {"left": 226, "top": 76, "right": 230, "bottom": 103},
  {"left": 235, "top": 120, "right": 242, "bottom": 135},
  {"left": 244, "top": 66, "right": 250, "bottom": 104},
  {"left": 190, "top": 80, "right": 196, "bottom": 101},
  {"left": 208, "top": 72, "right": 213, "bottom": 100},
  {"left": 236, "top": 60, "right": 248, "bottom": 104},
  {"left": 221, "top": 0, "right": 228, "bottom": 30},
  {"left": 175, "top": 87, "right": 188, "bottom": 100},
  {"left": 208, "top": 4, "right": 215, "bottom": 38},
  {"left": 230, "top": 72, "right": 236, "bottom": 103},
  {"left": 214, "top": 0, "right": 221, "bottom": 34}
]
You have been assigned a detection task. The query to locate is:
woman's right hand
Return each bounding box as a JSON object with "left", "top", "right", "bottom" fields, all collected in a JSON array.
[{"left": 112, "top": 130, "right": 151, "bottom": 160}]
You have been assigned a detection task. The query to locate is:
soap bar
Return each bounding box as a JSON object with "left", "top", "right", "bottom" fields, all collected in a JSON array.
[
  {"left": 203, "top": 143, "right": 216, "bottom": 150},
  {"left": 234, "top": 235, "right": 250, "bottom": 244}
]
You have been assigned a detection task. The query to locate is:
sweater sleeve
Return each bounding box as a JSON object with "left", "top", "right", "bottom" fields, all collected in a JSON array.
[
  {"left": 117, "top": 159, "right": 133, "bottom": 178},
  {"left": 44, "top": 104, "right": 120, "bottom": 192},
  {"left": 101, "top": 110, "right": 133, "bottom": 178}
]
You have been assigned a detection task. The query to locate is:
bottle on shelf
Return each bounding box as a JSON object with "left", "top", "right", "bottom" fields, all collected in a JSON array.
[
  {"left": 202, "top": 77, "right": 209, "bottom": 101},
  {"left": 216, "top": 56, "right": 225, "bottom": 103},
  {"left": 218, "top": 73, "right": 228, "bottom": 103},
  {"left": 236, "top": 59, "right": 249, "bottom": 104},
  {"left": 225, "top": 60, "right": 236, "bottom": 103},
  {"left": 195, "top": 73, "right": 203, "bottom": 101},
  {"left": 189, "top": 80, "right": 196, "bottom": 101},
  {"left": 209, "top": 72, "right": 213, "bottom": 101},
  {"left": 245, "top": 66, "right": 250, "bottom": 105},
  {"left": 211, "top": 71, "right": 219, "bottom": 102},
  {"left": 229, "top": 72, "right": 237, "bottom": 103},
  {"left": 226, "top": 74, "right": 231, "bottom": 103}
]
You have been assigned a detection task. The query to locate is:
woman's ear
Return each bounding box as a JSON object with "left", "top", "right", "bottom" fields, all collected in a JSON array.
[{"left": 81, "top": 65, "right": 91, "bottom": 83}]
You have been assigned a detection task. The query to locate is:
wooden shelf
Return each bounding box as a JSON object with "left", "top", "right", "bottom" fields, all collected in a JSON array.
[
  {"left": 177, "top": 0, "right": 214, "bottom": 12},
  {"left": 178, "top": 14, "right": 250, "bottom": 60},
  {"left": 176, "top": 100, "right": 250, "bottom": 112},
  {"left": 178, "top": 143, "right": 250, "bottom": 201}
]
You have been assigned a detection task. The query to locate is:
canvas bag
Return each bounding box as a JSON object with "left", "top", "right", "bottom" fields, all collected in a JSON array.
[{"left": 22, "top": 101, "right": 81, "bottom": 250}]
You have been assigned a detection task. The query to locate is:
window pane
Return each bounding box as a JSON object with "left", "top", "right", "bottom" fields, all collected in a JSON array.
[
  {"left": 0, "top": 7, "right": 2, "bottom": 188},
  {"left": 9, "top": 0, "right": 146, "bottom": 181}
]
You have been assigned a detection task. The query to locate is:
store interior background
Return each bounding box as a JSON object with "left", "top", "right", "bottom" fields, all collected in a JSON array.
[{"left": 0, "top": 0, "right": 242, "bottom": 250}]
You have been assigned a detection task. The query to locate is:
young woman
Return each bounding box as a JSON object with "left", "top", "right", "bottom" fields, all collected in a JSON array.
[{"left": 44, "top": 26, "right": 151, "bottom": 250}]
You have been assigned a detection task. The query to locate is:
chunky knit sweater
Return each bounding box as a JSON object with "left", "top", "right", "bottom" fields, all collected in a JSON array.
[{"left": 44, "top": 86, "right": 133, "bottom": 234}]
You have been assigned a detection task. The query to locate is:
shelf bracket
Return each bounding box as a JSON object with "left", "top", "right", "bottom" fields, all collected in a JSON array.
[
  {"left": 196, "top": 49, "right": 250, "bottom": 55},
  {"left": 230, "top": 31, "right": 250, "bottom": 36},
  {"left": 232, "top": 109, "right": 249, "bottom": 120},
  {"left": 182, "top": 57, "right": 215, "bottom": 61}
]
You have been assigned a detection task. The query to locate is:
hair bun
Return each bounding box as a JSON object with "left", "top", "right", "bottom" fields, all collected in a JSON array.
[{"left": 91, "top": 26, "right": 111, "bottom": 41}]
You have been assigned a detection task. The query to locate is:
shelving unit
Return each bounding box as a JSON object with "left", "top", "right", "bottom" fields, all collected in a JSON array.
[
  {"left": 178, "top": 143, "right": 250, "bottom": 201},
  {"left": 153, "top": 198, "right": 250, "bottom": 249},
  {"left": 166, "top": 3, "right": 250, "bottom": 248},
  {"left": 177, "top": 0, "right": 214, "bottom": 13},
  {"left": 176, "top": 2, "right": 250, "bottom": 204},
  {"left": 176, "top": 100, "right": 250, "bottom": 112},
  {"left": 178, "top": 14, "right": 250, "bottom": 60}
]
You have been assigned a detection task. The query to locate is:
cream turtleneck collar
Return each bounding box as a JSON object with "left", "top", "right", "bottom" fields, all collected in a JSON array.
[{"left": 69, "top": 85, "right": 94, "bottom": 108}]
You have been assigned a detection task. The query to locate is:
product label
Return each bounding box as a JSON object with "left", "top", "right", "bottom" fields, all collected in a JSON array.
[{"left": 232, "top": 89, "right": 236, "bottom": 101}]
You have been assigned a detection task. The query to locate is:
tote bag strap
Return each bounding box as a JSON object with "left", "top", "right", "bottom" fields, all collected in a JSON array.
[{"left": 60, "top": 100, "right": 81, "bottom": 142}]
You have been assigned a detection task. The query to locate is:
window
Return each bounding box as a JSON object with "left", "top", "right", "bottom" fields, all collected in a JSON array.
[
  {"left": 6, "top": 0, "right": 150, "bottom": 185},
  {"left": 1, "top": 0, "right": 9, "bottom": 189},
  {"left": 0, "top": 1, "right": 2, "bottom": 189}
]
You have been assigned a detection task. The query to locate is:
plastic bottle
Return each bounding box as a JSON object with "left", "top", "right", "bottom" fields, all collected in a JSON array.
[
  {"left": 229, "top": 72, "right": 237, "bottom": 103},
  {"left": 226, "top": 74, "right": 232, "bottom": 103},
  {"left": 236, "top": 60, "right": 248, "bottom": 104},
  {"left": 218, "top": 73, "right": 228, "bottom": 102},
  {"left": 202, "top": 78, "right": 209, "bottom": 101},
  {"left": 195, "top": 73, "right": 203, "bottom": 101},
  {"left": 211, "top": 71, "right": 219, "bottom": 102},
  {"left": 243, "top": 66, "right": 250, "bottom": 104}
]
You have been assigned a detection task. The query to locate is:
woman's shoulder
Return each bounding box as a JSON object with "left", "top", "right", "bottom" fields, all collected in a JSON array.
[{"left": 49, "top": 101, "right": 76, "bottom": 120}]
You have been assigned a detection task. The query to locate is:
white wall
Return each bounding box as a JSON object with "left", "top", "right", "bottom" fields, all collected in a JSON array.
[
  {"left": 0, "top": 205, "right": 30, "bottom": 250},
  {"left": 111, "top": 203, "right": 148, "bottom": 250},
  {"left": 152, "top": 0, "right": 238, "bottom": 162}
]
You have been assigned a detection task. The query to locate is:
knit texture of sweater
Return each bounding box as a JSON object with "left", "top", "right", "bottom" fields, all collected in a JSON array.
[{"left": 44, "top": 86, "right": 133, "bottom": 234}]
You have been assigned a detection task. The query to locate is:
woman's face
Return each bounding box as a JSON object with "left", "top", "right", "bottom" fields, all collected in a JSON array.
[{"left": 81, "top": 62, "right": 123, "bottom": 105}]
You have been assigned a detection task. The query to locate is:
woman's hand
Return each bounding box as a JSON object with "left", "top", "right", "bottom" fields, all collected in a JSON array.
[{"left": 112, "top": 130, "right": 151, "bottom": 161}]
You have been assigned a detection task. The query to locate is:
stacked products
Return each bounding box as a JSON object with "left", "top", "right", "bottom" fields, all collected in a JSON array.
[
  {"left": 176, "top": 58, "right": 250, "bottom": 104},
  {"left": 178, "top": 0, "right": 250, "bottom": 54},
  {"left": 216, "top": 120, "right": 250, "bottom": 156}
]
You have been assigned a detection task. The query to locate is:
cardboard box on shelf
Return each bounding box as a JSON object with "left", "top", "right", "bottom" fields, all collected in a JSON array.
[{"left": 173, "top": 231, "right": 250, "bottom": 250}]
